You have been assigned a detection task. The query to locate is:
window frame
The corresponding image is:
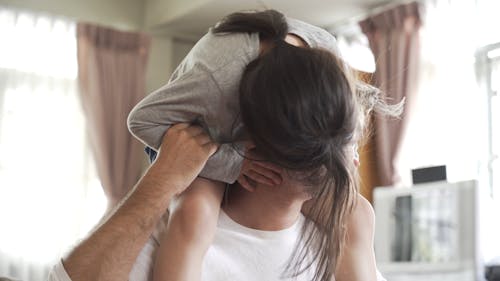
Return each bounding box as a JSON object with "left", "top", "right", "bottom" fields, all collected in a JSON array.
[{"left": 476, "top": 42, "right": 500, "bottom": 198}]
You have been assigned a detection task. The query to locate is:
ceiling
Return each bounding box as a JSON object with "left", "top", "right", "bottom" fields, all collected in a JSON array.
[{"left": 147, "top": 0, "right": 397, "bottom": 39}]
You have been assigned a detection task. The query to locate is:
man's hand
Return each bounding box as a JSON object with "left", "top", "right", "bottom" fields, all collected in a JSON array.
[
  {"left": 151, "top": 123, "right": 218, "bottom": 195},
  {"left": 237, "top": 147, "right": 283, "bottom": 191}
]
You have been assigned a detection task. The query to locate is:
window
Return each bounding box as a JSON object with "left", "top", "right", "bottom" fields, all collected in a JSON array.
[
  {"left": 397, "top": 0, "right": 483, "bottom": 186},
  {"left": 0, "top": 8, "right": 106, "bottom": 280},
  {"left": 490, "top": 55, "right": 500, "bottom": 195},
  {"left": 476, "top": 44, "right": 500, "bottom": 197}
]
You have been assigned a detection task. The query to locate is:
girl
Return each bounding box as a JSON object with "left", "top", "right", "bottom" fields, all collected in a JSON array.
[{"left": 128, "top": 9, "right": 397, "bottom": 281}]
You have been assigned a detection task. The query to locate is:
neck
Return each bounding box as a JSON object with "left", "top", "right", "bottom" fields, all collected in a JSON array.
[{"left": 222, "top": 183, "right": 306, "bottom": 231}]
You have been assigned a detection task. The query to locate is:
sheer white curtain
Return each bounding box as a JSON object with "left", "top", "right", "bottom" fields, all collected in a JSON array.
[
  {"left": 0, "top": 8, "right": 106, "bottom": 281},
  {"left": 397, "top": 0, "right": 482, "bottom": 184}
]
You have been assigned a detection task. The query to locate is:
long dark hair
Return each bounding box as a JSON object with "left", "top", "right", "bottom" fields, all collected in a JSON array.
[{"left": 214, "top": 10, "right": 381, "bottom": 281}]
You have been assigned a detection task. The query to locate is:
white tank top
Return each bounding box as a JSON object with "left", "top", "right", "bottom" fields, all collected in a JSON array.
[{"left": 201, "top": 211, "right": 315, "bottom": 281}]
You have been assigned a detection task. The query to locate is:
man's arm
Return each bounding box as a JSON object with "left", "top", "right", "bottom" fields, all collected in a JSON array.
[
  {"left": 334, "top": 194, "right": 379, "bottom": 281},
  {"left": 61, "top": 123, "right": 218, "bottom": 281}
]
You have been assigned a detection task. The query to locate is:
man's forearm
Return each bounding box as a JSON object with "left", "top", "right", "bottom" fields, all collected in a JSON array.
[
  {"left": 61, "top": 123, "right": 218, "bottom": 281},
  {"left": 63, "top": 165, "right": 178, "bottom": 281}
]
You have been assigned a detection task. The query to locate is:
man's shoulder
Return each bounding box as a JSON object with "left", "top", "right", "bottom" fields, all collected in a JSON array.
[{"left": 347, "top": 194, "right": 376, "bottom": 245}]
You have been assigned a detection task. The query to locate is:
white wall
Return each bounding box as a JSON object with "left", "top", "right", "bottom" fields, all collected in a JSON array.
[
  {"left": 146, "top": 37, "right": 195, "bottom": 93},
  {"left": 146, "top": 36, "right": 174, "bottom": 93},
  {"left": 144, "top": 0, "right": 212, "bottom": 29},
  {"left": 172, "top": 39, "right": 196, "bottom": 70}
]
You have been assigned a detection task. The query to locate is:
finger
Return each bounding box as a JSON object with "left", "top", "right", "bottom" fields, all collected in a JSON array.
[
  {"left": 246, "top": 176, "right": 258, "bottom": 188},
  {"left": 250, "top": 163, "right": 282, "bottom": 184},
  {"left": 244, "top": 141, "right": 256, "bottom": 150},
  {"left": 161, "top": 124, "right": 190, "bottom": 142},
  {"left": 253, "top": 160, "right": 283, "bottom": 174},
  {"left": 203, "top": 142, "right": 219, "bottom": 156},
  {"left": 240, "top": 158, "right": 251, "bottom": 171},
  {"left": 195, "top": 133, "right": 212, "bottom": 145},
  {"left": 246, "top": 169, "right": 276, "bottom": 186},
  {"left": 184, "top": 125, "right": 205, "bottom": 136},
  {"left": 245, "top": 149, "right": 261, "bottom": 161},
  {"left": 169, "top": 123, "right": 190, "bottom": 131},
  {"left": 238, "top": 175, "right": 255, "bottom": 192}
]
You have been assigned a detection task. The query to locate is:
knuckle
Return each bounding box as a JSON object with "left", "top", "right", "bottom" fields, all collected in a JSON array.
[
  {"left": 179, "top": 130, "right": 190, "bottom": 138},
  {"left": 203, "top": 145, "right": 214, "bottom": 155},
  {"left": 210, "top": 143, "right": 218, "bottom": 152},
  {"left": 164, "top": 129, "right": 173, "bottom": 138},
  {"left": 189, "top": 137, "right": 200, "bottom": 145}
]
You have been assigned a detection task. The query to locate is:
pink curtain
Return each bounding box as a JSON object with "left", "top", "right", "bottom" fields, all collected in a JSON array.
[
  {"left": 359, "top": 1, "right": 422, "bottom": 186},
  {"left": 77, "top": 23, "right": 151, "bottom": 208}
]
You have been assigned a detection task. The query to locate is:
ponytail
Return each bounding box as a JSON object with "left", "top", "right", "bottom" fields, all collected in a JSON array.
[{"left": 212, "top": 10, "right": 288, "bottom": 41}]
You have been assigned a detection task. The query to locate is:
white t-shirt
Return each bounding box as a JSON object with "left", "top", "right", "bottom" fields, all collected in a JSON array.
[{"left": 49, "top": 211, "right": 387, "bottom": 281}]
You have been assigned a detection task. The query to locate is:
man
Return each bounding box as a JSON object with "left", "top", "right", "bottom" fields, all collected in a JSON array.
[{"left": 48, "top": 123, "right": 384, "bottom": 281}]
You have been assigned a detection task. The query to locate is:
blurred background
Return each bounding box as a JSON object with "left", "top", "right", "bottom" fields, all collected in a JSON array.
[{"left": 0, "top": 0, "right": 499, "bottom": 280}]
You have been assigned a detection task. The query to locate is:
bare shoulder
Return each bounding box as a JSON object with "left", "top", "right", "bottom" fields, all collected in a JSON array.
[
  {"left": 336, "top": 194, "right": 379, "bottom": 280},
  {"left": 352, "top": 194, "right": 375, "bottom": 224},
  {"left": 345, "top": 194, "right": 375, "bottom": 244}
]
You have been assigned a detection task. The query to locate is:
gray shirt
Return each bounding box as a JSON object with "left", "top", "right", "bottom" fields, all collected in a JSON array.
[{"left": 127, "top": 18, "right": 339, "bottom": 183}]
